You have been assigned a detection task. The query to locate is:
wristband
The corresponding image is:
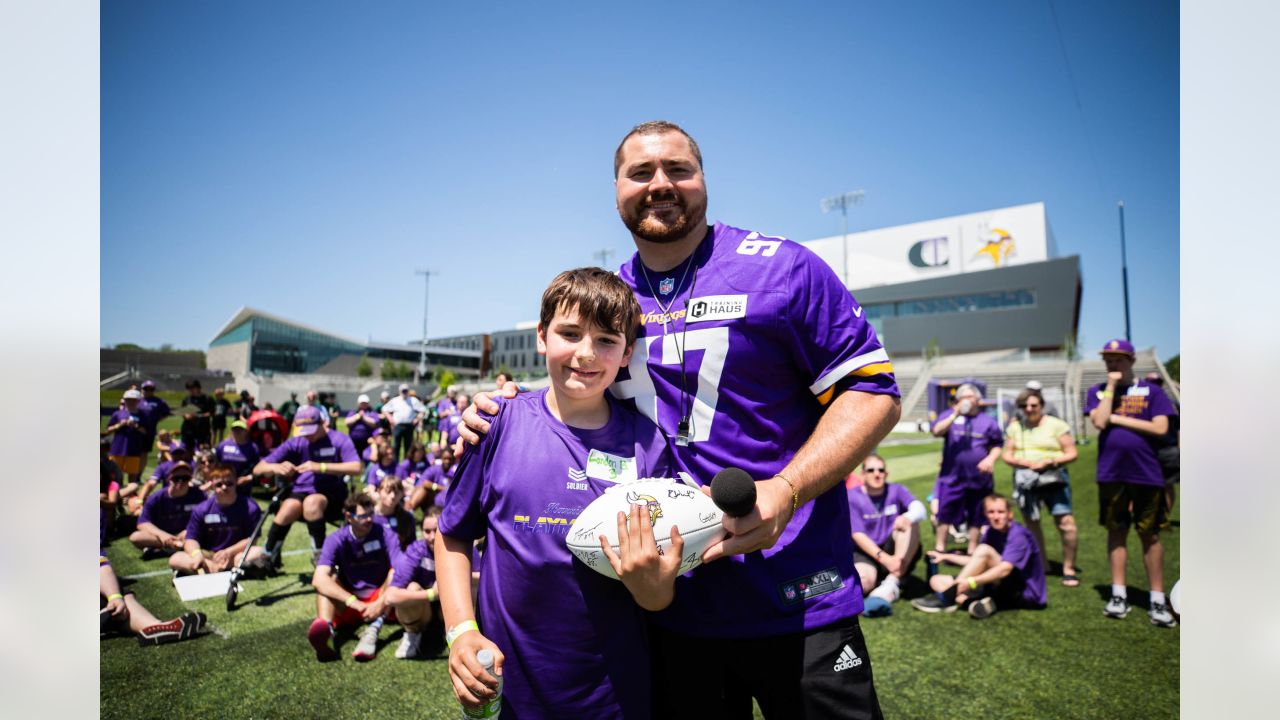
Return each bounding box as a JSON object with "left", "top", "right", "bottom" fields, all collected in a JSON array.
[
  {"left": 1100, "top": 390, "right": 1113, "bottom": 398},
  {"left": 320, "top": 462, "right": 328, "bottom": 474},
  {"left": 425, "top": 586, "right": 439, "bottom": 603},
  {"left": 774, "top": 474, "right": 799, "bottom": 515},
  {"left": 189, "top": 549, "right": 202, "bottom": 558},
  {"left": 967, "top": 577, "right": 977, "bottom": 590},
  {"left": 344, "top": 594, "right": 358, "bottom": 608},
  {"left": 446, "top": 619, "right": 479, "bottom": 648},
  {"left": 106, "top": 593, "right": 123, "bottom": 602}
]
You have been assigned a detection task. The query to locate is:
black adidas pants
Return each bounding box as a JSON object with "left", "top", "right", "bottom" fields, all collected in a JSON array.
[{"left": 650, "top": 615, "right": 883, "bottom": 719}]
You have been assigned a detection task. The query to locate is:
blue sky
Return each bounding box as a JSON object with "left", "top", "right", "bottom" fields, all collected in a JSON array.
[{"left": 101, "top": 0, "right": 1179, "bottom": 359}]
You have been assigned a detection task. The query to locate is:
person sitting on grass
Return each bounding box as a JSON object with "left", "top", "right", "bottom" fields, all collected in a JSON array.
[
  {"left": 364, "top": 444, "right": 401, "bottom": 496},
  {"left": 911, "top": 494, "right": 1046, "bottom": 618},
  {"left": 101, "top": 438, "right": 124, "bottom": 535},
  {"left": 101, "top": 552, "right": 206, "bottom": 647},
  {"left": 407, "top": 444, "right": 455, "bottom": 512},
  {"left": 396, "top": 442, "right": 434, "bottom": 486},
  {"left": 214, "top": 419, "right": 262, "bottom": 496},
  {"left": 307, "top": 493, "right": 403, "bottom": 663},
  {"left": 169, "top": 464, "right": 271, "bottom": 576},
  {"left": 372, "top": 476, "right": 417, "bottom": 550},
  {"left": 137, "top": 441, "right": 192, "bottom": 512},
  {"left": 130, "top": 461, "right": 206, "bottom": 560},
  {"left": 849, "top": 453, "right": 925, "bottom": 611},
  {"left": 386, "top": 506, "right": 444, "bottom": 660}
]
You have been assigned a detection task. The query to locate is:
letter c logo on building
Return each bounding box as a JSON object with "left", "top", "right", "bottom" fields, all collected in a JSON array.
[{"left": 908, "top": 236, "right": 950, "bottom": 268}]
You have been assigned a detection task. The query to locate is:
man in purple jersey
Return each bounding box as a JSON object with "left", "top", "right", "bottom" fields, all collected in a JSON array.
[
  {"left": 130, "top": 462, "right": 206, "bottom": 560},
  {"left": 848, "top": 454, "right": 926, "bottom": 611},
  {"left": 138, "top": 379, "right": 171, "bottom": 450},
  {"left": 1085, "top": 339, "right": 1178, "bottom": 627},
  {"left": 912, "top": 494, "right": 1046, "bottom": 618},
  {"left": 307, "top": 493, "right": 402, "bottom": 663},
  {"left": 106, "top": 389, "right": 149, "bottom": 490},
  {"left": 214, "top": 420, "right": 262, "bottom": 495},
  {"left": 386, "top": 506, "right": 443, "bottom": 660},
  {"left": 344, "top": 394, "right": 380, "bottom": 462},
  {"left": 930, "top": 384, "right": 1004, "bottom": 555},
  {"left": 254, "top": 405, "right": 362, "bottom": 565},
  {"left": 465, "top": 122, "right": 900, "bottom": 719},
  {"left": 170, "top": 465, "right": 269, "bottom": 575}
]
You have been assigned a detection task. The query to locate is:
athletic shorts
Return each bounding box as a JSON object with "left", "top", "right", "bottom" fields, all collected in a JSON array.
[
  {"left": 1157, "top": 446, "right": 1180, "bottom": 485},
  {"left": 109, "top": 455, "right": 143, "bottom": 476},
  {"left": 332, "top": 587, "right": 395, "bottom": 627},
  {"left": 1098, "top": 482, "right": 1169, "bottom": 535},
  {"left": 289, "top": 483, "right": 348, "bottom": 523},
  {"left": 853, "top": 536, "right": 922, "bottom": 585},
  {"left": 1015, "top": 482, "right": 1073, "bottom": 523},
  {"left": 650, "top": 615, "right": 883, "bottom": 720},
  {"left": 972, "top": 575, "right": 1043, "bottom": 612},
  {"left": 935, "top": 482, "right": 991, "bottom": 528}
]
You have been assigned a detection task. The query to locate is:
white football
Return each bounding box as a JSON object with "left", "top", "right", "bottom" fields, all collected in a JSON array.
[{"left": 566, "top": 477, "right": 726, "bottom": 580}]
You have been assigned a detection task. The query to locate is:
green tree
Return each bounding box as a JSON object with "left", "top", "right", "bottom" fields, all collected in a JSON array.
[
  {"left": 924, "top": 338, "right": 943, "bottom": 361},
  {"left": 379, "top": 358, "right": 397, "bottom": 381},
  {"left": 437, "top": 370, "right": 457, "bottom": 394},
  {"left": 113, "top": 343, "right": 145, "bottom": 351},
  {"left": 1164, "top": 354, "right": 1179, "bottom": 382},
  {"left": 356, "top": 354, "right": 373, "bottom": 378}
]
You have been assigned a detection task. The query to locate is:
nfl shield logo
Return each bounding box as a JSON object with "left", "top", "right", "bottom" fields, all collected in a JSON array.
[
  {"left": 659, "top": 277, "right": 675, "bottom": 295},
  {"left": 783, "top": 584, "right": 797, "bottom": 601}
]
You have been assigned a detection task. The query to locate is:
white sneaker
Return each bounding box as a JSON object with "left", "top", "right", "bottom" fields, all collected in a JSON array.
[
  {"left": 1148, "top": 602, "right": 1177, "bottom": 628},
  {"left": 395, "top": 631, "right": 422, "bottom": 659},
  {"left": 869, "top": 578, "right": 900, "bottom": 603},
  {"left": 1104, "top": 595, "right": 1131, "bottom": 619},
  {"left": 352, "top": 624, "right": 380, "bottom": 661}
]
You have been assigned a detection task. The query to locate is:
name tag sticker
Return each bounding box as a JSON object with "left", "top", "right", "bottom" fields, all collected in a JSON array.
[
  {"left": 317, "top": 447, "right": 337, "bottom": 458},
  {"left": 585, "top": 449, "right": 637, "bottom": 483},
  {"left": 686, "top": 294, "right": 748, "bottom": 324},
  {"left": 363, "top": 540, "right": 382, "bottom": 552},
  {"left": 954, "top": 416, "right": 966, "bottom": 426},
  {"left": 204, "top": 514, "right": 223, "bottom": 524},
  {"left": 1127, "top": 386, "right": 1150, "bottom": 397},
  {"left": 420, "top": 557, "right": 435, "bottom": 571},
  {"left": 885, "top": 504, "right": 899, "bottom": 516}
]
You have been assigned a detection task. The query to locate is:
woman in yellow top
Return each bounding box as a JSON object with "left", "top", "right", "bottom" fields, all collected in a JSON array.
[{"left": 1002, "top": 387, "right": 1080, "bottom": 586}]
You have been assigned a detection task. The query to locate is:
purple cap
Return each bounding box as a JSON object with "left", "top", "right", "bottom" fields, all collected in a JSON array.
[
  {"left": 141, "top": 380, "right": 156, "bottom": 389},
  {"left": 170, "top": 441, "right": 189, "bottom": 455},
  {"left": 294, "top": 405, "right": 324, "bottom": 433},
  {"left": 1100, "top": 339, "right": 1135, "bottom": 357}
]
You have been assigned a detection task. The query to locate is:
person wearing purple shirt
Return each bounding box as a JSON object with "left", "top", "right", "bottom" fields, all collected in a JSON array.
[
  {"left": 395, "top": 443, "right": 433, "bottom": 483},
  {"left": 407, "top": 445, "right": 454, "bottom": 512},
  {"left": 1086, "top": 339, "right": 1178, "bottom": 627},
  {"left": 254, "top": 405, "right": 362, "bottom": 564},
  {"left": 138, "top": 380, "right": 171, "bottom": 450},
  {"left": 169, "top": 465, "right": 267, "bottom": 575},
  {"left": 435, "top": 389, "right": 457, "bottom": 441},
  {"left": 848, "top": 454, "right": 926, "bottom": 612},
  {"left": 307, "top": 494, "right": 402, "bottom": 663},
  {"left": 130, "top": 462, "right": 206, "bottom": 559},
  {"left": 464, "top": 122, "right": 900, "bottom": 719},
  {"left": 363, "top": 452, "right": 400, "bottom": 494},
  {"left": 371, "top": 476, "right": 416, "bottom": 551},
  {"left": 386, "top": 507, "right": 443, "bottom": 660},
  {"left": 445, "top": 393, "right": 469, "bottom": 447},
  {"left": 930, "top": 384, "right": 1004, "bottom": 555},
  {"left": 439, "top": 268, "right": 680, "bottom": 719},
  {"left": 344, "top": 394, "right": 380, "bottom": 461},
  {"left": 214, "top": 420, "right": 262, "bottom": 495},
  {"left": 912, "top": 494, "right": 1046, "bottom": 617},
  {"left": 106, "top": 389, "right": 149, "bottom": 487}
]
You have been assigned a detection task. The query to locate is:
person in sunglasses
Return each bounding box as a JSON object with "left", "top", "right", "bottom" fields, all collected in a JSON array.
[
  {"left": 848, "top": 454, "right": 926, "bottom": 612},
  {"left": 169, "top": 464, "right": 269, "bottom": 576},
  {"left": 129, "top": 461, "right": 206, "bottom": 560}
]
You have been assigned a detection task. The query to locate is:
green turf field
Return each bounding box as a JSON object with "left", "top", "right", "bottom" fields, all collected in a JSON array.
[{"left": 100, "top": 437, "right": 1178, "bottom": 719}]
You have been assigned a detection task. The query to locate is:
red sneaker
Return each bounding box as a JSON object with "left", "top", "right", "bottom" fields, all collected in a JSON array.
[{"left": 307, "top": 618, "right": 338, "bottom": 662}]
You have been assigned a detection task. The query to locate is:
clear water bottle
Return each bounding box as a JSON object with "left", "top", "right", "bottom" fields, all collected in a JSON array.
[{"left": 461, "top": 648, "right": 502, "bottom": 719}]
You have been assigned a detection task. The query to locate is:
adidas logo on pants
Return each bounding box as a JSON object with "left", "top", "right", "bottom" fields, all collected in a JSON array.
[{"left": 834, "top": 643, "right": 863, "bottom": 672}]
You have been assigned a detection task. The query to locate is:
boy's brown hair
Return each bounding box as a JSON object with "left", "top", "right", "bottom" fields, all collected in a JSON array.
[{"left": 539, "top": 267, "right": 642, "bottom": 347}]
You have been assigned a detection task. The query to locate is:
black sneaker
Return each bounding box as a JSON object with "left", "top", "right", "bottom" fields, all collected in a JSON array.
[
  {"left": 140, "top": 547, "right": 172, "bottom": 561},
  {"left": 911, "top": 593, "right": 958, "bottom": 613}
]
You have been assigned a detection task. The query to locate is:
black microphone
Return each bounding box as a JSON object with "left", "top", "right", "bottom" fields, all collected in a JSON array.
[{"left": 710, "top": 467, "right": 757, "bottom": 518}]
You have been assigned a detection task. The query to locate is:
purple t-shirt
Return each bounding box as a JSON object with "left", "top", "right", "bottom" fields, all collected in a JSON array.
[
  {"left": 614, "top": 223, "right": 899, "bottom": 638},
  {"left": 185, "top": 494, "right": 263, "bottom": 552},
  {"left": 108, "top": 409, "right": 149, "bottom": 457},
  {"left": 848, "top": 484, "right": 918, "bottom": 547},
  {"left": 396, "top": 458, "right": 432, "bottom": 482},
  {"left": 345, "top": 410, "right": 379, "bottom": 444},
  {"left": 440, "top": 390, "right": 672, "bottom": 719},
  {"left": 139, "top": 487, "right": 207, "bottom": 535},
  {"left": 214, "top": 438, "right": 262, "bottom": 478},
  {"left": 1084, "top": 379, "right": 1177, "bottom": 487},
  {"left": 935, "top": 408, "right": 1004, "bottom": 489},
  {"left": 390, "top": 538, "right": 436, "bottom": 590},
  {"left": 980, "top": 521, "right": 1047, "bottom": 608},
  {"left": 373, "top": 506, "right": 417, "bottom": 550},
  {"left": 149, "top": 459, "right": 185, "bottom": 484},
  {"left": 317, "top": 522, "right": 401, "bottom": 593},
  {"left": 435, "top": 398, "right": 456, "bottom": 432},
  {"left": 138, "top": 396, "right": 171, "bottom": 436},
  {"left": 364, "top": 460, "right": 400, "bottom": 489},
  {"left": 263, "top": 430, "right": 359, "bottom": 494}
]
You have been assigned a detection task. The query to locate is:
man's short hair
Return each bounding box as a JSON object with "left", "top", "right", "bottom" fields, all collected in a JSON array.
[
  {"left": 424, "top": 504, "right": 443, "bottom": 520},
  {"left": 613, "top": 120, "right": 703, "bottom": 177},
  {"left": 343, "top": 493, "right": 376, "bottom": 515},
  {"left": 204, "top": 464, "right": 235, "bottom": 484},
  {"left": 539, "top": 267, "right": 643, "bottom": 348},
  {"left": 862, "top": 452, "right": 886, "bottom": 470},
  {"left": 185, "top": 379, "right": 201, "bottom": 390},
  {"left": 983, "top": 493, "right": 1011, "bottom": 511},
  {"left": 956, "top": 383, "right": 983, "bottom": 401},
  {"left": 377, "top": 476, "right": 403, "bottom": 493}
]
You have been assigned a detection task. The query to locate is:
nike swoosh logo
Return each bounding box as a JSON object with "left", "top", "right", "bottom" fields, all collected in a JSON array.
[{"left": 852, "top": 306, "right": 863, "bottom": 318}]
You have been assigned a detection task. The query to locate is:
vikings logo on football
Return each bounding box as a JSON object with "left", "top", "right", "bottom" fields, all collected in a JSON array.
[{"left": 625, "top": 492, "right": 663, "bottom": 525}]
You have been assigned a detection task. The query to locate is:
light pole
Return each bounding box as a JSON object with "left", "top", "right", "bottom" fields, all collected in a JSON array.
[
  {"left": 593, "top": 248, "right": 615, "bottom": 268},
  {"left": 415, "top": 269, "right": 437, "bottom": 381},
  {"left": 821, "top": 189, "right": 865, "bottom": 287},
  {"left": 1118, "top": 202, "right": 1132, "bottom": 342}
]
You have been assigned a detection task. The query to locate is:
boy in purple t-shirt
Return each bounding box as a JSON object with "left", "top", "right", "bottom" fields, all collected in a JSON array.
[
  {"left": 371, "top": 476, "right": 416, "bottom": 551},
  {"left": 437, "top": 268, "right": 681, "bottom": 719},
  {"left": 930, "top": 383, "right": 1004, "bottom": 555},
  {"left": 386, "top": 506, "right": 443, "bottom": 660},
  {"left": 169, "top": 465, "right": 269, "bottom": 576},
  {"left": 129, "top": 462, "right": 206, "bottom": 559},
  {"left": 407, "top": 445, "right": 454, "bottom": 512},
  {"left": 106, "top": 389, "right": 149, "bottom": 492},
  {"left": 1085, "top": 339, "right": 1178, "bottom": 627},
  {"left": 848, "top": 454, "right": 926, "bottom": 612},
  {"left": 214, "top": 420, "right": 262, "bottom": 495},
  {"left": 307, "top": 493, "right": 402, "bottom": 663},
  {"left": 912, "top": 494, "right": 1046, "bottom": 618}
]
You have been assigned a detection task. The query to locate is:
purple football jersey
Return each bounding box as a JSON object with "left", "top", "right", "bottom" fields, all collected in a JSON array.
[
  {"left": 390, "top": 538, "right": 435, "bottom": 590},
  {"left": 263, "top": 430, "right": 359, "bottom": 494},
  {"left": 439, "top": 389, "right": 672, "bottom": 719},
  {"left": 317, "top": 522, "right": 401, "bottom": 593},
  {"left": 980, "top": 521, "right": 1046, "bottom": 608},
  {"left": 934, "top": 408, "right": 1004, "bottom": 489},
  {"left": 848, "top": 483, "right": 917, "bottom": 547},
  {"left": 214, "top": 438, "right": 262, "bottom": 478},
  {"left": 138, "top": 486, "right": 208, "bottom": 535},
  {"left": 1084, "top": 379, "right": 1176, "bottom": 487},
  {"left": 185, "top": 494, "right": 262, "bottom": 552},
  {"left": 613, "top": 223, "right": 899, "bottom": 638}
]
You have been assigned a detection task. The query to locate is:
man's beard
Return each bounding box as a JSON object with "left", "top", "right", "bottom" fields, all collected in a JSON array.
[{"left": 620, "top": 193, "right": 707, "bottom": 244}]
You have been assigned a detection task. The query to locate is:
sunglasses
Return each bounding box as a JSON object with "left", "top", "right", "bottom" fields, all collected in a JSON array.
[
  {"left": 864, "top": 468, "right": 886, "bottom": 474},
  {"left": 349, "top": 512, "right": 375, "bottom": 522},
  {"left": 1018, "top": 404, "right": 1042, "bottom": 409},
  {"left": 171, "top": 475, "right": 192, "bottom": 483}
]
